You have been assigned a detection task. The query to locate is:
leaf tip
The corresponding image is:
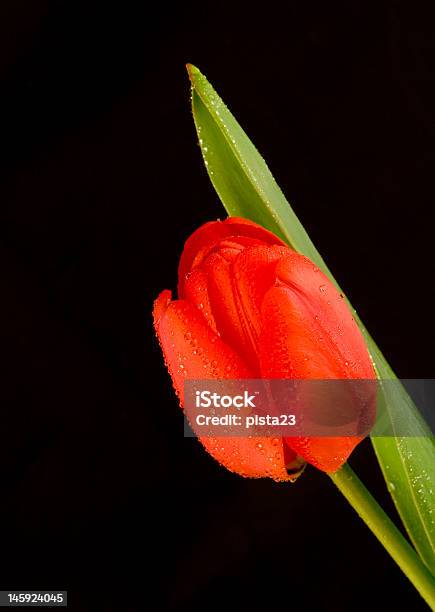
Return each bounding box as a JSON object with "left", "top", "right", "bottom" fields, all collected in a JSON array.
[{"left": 186, "top": 63, "right": 200, "bottom": 82}]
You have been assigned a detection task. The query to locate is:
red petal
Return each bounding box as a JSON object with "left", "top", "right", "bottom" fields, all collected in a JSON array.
[
  {"left": 202, "top": 251, "right": 259, "bottom": 372},
  {"left": 231, "top": 245, "right": 289, "bottom": 330},
  {"left": 262, "top": 253, "right": 375, "bottom": 379},
  {"left": 259, "top": 253, "right": 375, "bottom": 472},
  {"left": 154, "top": 290, "right": 251, "bottom": 400},
  {"left": 153, "top": 290, "right": 292, "bottom": 481},
  {"left": 183, "top": 269, "right": 218, "bottom": 333},
  {"left": 199, "top": 436, "right": 294, "bottom": 482},
  {"left": 224, "top": 217, "right": 286, "bottom": 241},
  {"left": 178, "top": 217, "right": 284, "bottom": 297},
  {"left": 202, "top": 245, "right": 289, "bottom": 371}
]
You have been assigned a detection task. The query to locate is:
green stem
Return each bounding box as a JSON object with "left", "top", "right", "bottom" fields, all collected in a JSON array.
[{"left": 329, "top": 463, "right": 435, "bottom": 607}]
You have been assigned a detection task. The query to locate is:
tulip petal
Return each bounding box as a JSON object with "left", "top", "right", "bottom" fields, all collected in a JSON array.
[
  {"left": 231, "top": 245, "right": 290, "bottom": 335},
  {"left": 153, "top": 290, "right": 294, "bottom": 481},
  {"left": 153, "top": 290, "right": 251, "bottom": 398},
  {"left": 264, "top": 252, "right": 375, "bottom": 379},
  {"left": 183, "top": 269, "right": 218, "bottom": 333},
  {"left": 202, "top": 245, "right": 289, "bottom": 371},
  {"left": 202, "top": 250, "right": 260, "bottom": 373},
  {"left": 178, "top": 217, "right": 284, "bottom": 296},
  {"left": 259, "top": 254, "right": 375, "bottom": 472},
  {"left": 200, "top": 436, "right": 300, "bottom": 482},
  {"left": 259, "top": 286, "right": 362, "bottom": 471}
]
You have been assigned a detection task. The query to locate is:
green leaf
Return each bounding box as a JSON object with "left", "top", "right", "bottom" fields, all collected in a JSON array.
[{"left": 187, "top": 64, "right": 435, "bottom": 573}]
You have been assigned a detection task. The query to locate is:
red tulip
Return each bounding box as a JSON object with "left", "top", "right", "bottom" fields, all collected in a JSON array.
[{"left": 153, "top": 217, "right": 375, "bottom": 480}]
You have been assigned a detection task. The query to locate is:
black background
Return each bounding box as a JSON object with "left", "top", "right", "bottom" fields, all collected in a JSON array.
[{"left": 0, "top": 1, "right": 434, "bottom": 610}]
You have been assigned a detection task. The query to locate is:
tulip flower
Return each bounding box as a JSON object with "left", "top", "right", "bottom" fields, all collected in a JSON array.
[{"left": 153, "top": 217, "right": 375, "bottom": 481}]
